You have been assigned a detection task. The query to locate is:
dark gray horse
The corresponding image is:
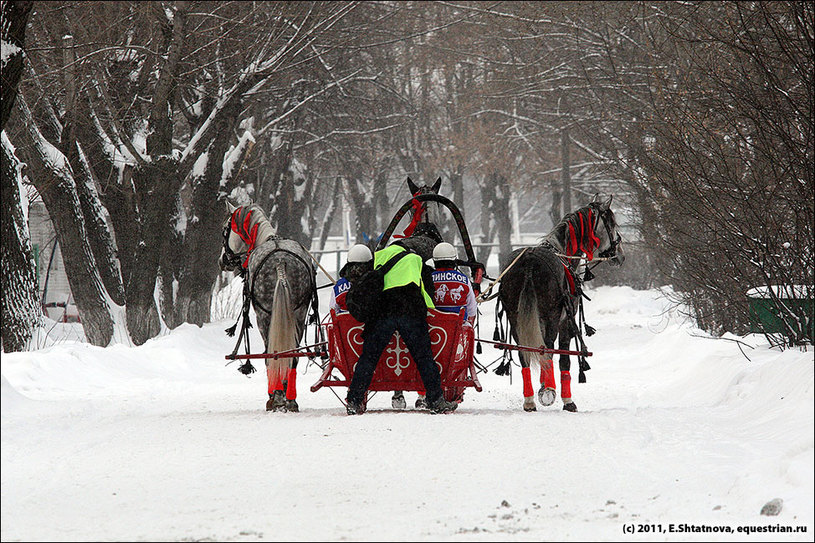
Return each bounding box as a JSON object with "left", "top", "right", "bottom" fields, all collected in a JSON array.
[
  {"left": 497, "top": 194, "right": 624, "bottom": 412},
  {"left": 220, "top": 203, "right": 316, "bottom": 412}
]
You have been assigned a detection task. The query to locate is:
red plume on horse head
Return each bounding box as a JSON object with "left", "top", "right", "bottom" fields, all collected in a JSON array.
[{"left": 397, "top": 176, "right": 443, "bottom": 239}]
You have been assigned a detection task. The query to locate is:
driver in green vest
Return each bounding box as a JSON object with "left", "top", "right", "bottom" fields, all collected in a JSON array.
[{"left": 345, "top": 242, "right": 458, "bottom": 415}]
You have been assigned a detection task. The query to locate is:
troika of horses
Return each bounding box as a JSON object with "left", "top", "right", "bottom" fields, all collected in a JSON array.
[{"left": 220, "top": 177, "right": 624, "bottom": 414}]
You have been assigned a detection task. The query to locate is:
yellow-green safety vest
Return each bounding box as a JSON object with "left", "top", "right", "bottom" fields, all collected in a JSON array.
[{"left": 374, "top": 245, "right": 435, "bottom": 309}]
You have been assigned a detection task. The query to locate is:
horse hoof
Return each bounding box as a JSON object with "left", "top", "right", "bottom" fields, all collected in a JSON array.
[
  {"left": 392, "top": 392, "right": 406, "bottom": 410},
  {"left": 523, "top": 398, "right": 537, "bottom": 412},
  {"left": 285, "top": 399, "right": 299, "bottom": 412},
  {"left": 415, "top": 396, "right": 428, "bottom": 409},
  {"left": 538, "top": 387, "right": 556, "bottom": 406},
  {"left": 562, "top": 402, "right": 578, "bottom": 412},
  {"left": 267, "top": 391, "right": 287, "bottom": 412}
]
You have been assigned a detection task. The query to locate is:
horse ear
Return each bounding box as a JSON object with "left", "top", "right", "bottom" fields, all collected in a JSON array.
[
  {"left": 432, "top": 176, "right": 442, "bottom": 193},
  {"left": 602, "top": 194, "right": 613, "bottom": 210},
  {"left": 226, "top": 200, "right": 237, "bottom": 215},
  {"left": 407, "top": 177, "right": 419, "bottom": 195}
]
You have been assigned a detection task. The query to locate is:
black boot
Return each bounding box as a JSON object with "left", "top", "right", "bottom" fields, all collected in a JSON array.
[
  {"left": 428, "top": 395, "right": 458, "bottom": 414},
  {"left": 346, "top": 397, "right": 366, "bottom": 415}
]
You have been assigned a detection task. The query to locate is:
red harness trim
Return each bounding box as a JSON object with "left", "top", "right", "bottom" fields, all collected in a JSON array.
[
  {"left": 563, "top": 264, "right": 576, "bottom": 295},
  {"left": 230, "top": 207, "right": 260, "bottom": 269},
  {"left": 394, "top": 191, "right": 424, "bottom": 239}
]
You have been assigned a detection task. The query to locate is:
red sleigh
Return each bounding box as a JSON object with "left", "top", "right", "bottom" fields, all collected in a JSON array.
[{"left": 310, "top": 308, "right": 482, "bottom": 403}]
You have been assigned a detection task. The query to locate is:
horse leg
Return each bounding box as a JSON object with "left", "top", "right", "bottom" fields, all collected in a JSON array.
[
  {"left": 512, "top": 291, "right": 540, "bottom": 412},
  {"left": 392, "top": 391, "right": 406, "bottom": 409},
  {"left": 520, "top": 354, "right": 536, "bottom": 412},
  {"left": 266, "top": 269, "right": 297, "bottom": 412},
  {"left": 415, "top": 385, "right": 427, "bottom": 409},
  {"left": 266, "top": 369, "right": 287, "bottom": 412},
  {"left": 537, "top": 355, "right": 557, "bottom": 406},
  {"left": 284, "top": 359, "right": 299, "bottom": 412},
  {"left": 537, "top": 323, "right": 559, "bottom": 407},
  {"left": 256, "top": 314, "right": 285, "bottom": 412},
  {"left": 558, "top": 320, "right": 577, "bottom": 412}
]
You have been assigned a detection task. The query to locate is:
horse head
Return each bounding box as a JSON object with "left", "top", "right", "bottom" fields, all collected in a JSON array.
[
  {"left": 589, "top": 194, "right": 624, "bottom": 267},
  {"left": 219, "top": 201, "right": 275, "bottom": 273},
  {"left": 395, "top": 176, "right": 445, "bottom": 259},
  {"left": 405, "top": 176, "right": 443, "bottom": 227},
  {"left": 407, "top": 176, "right": 442, "bottom": 197}
]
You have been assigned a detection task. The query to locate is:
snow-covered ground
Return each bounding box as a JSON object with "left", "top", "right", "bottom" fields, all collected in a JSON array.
[{"left": 2, "top": 285, "right": 813, "bottom": 541}]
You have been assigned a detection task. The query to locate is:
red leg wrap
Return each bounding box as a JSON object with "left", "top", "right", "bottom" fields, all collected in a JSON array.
[
  {"left": 540, "top": 359, "right": 556, "bottom": 389},
  {"left": 267, "top": 364, "right": 274, "bottom": 395},
  {"left": 272, "top": 372, "right": 284, "bottom": 393},
  {"left": 286, "top": 368, "right": 297, "bottom": 400},
  {"left": 522, "top": 367, "right": 534, "bottom": 397},
  {"left": 560, "top": 370, "right": 572, "bottom": 399}
]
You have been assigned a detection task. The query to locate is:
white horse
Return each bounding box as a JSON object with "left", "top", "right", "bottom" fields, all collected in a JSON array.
[{"left": 220, "top": 202, "right": 316, "bottom": 412}]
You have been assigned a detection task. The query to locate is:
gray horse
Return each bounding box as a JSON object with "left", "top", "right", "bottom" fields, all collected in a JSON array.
[
  {"left": 220, "top": 203, "right": 316, "bottom": 412},
  {"left": 497, "top": 194, "right": 624, "bottom": 412}
]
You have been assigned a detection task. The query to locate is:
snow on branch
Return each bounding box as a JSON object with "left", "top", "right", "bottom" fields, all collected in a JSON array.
[{"left": 15, "top": 94, "right": 73, "bottom": 179}]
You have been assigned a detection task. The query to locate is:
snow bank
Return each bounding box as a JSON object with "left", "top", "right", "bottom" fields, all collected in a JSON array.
[{"left": 2, "top": 287, "right": 812, "bottom": 541}]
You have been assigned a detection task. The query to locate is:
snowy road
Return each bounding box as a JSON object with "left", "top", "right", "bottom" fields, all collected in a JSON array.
[{"left": 2, "top": 287, "right": 813, "bottom": 541}]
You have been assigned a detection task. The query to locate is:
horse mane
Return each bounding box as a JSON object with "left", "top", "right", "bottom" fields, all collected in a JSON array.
[
  {"left": 541, "top": 202, "right": 614, "bottom": 248},
  {"left": 236, "top": 203, "right": 277, "bottom": 246}
]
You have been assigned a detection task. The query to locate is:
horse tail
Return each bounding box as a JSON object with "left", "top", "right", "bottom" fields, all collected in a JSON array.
[
  {"left": 515, "top": 268, "right": 544, "bottom": 372},
  {"left": 266, "top": 262, "right": 297, "bottom": 389}
]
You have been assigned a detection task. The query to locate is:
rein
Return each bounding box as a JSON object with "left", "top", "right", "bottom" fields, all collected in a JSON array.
[
  {"left": 476, "top": 248, "right": 528, "bottom": 303},
  {"left": 553, "top": 253, "right": 618, "bottom": 262}
]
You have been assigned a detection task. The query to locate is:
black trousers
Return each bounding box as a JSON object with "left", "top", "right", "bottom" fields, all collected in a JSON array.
[{"left": 347, "top": 312, "right": 444, "bottom": 405}]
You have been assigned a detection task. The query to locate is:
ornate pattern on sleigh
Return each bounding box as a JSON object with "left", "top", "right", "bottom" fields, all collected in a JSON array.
[{"left": 311, "top": 308, "right": 481, "bottom": 402}]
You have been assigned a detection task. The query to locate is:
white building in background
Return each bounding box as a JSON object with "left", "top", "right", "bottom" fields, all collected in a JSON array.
[{"left": 27, "top": 200, "right": 79, "bottom": 322}]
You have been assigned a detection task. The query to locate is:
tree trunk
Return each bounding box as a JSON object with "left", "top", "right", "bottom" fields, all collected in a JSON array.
[
  {"left": 158, "top": 194, "right": 184, "bottom": 329},
  {"left": 1, "top": 135, "right": 41, "bottom": 352},
  {"left": 491, "top": 173, "right": 513, "bottom": 266},
  {"left": 372, "top": 168, "right": 390, "bottom": 237},
  {"left": 0, "top": 0, "right": 33, "bottom": 129},
  {"left": 75, "top": 103, "right": 140, "bottom": 288},
  {"left": 64, "top": 140, "right": 126, "bottom": 306},
  {"left": 16, "top": 96, "right": 115, "bottom": 346},
  {"left": 477, "top": 174, "right": 494, "bottom": 266},
  {"left": 175, "top": 106, "right": 239, "bottom": 326},
  {"left": 1, "top": 0, "right": 39, "bottom": 352},
  {"left": 126, "top": 157, "right": 181, "bottom": 344},
  {"left": 257, "top": 134, "right": 293, "bottom": 216},
  {"left": 345, "top": 174, "right": 376, "bottom": 244},
  {"left": 58, "top": 37, "right": 126, "bottom": 308},
  {"left": 274, "top": 157, "right": 311, "bottom": 247},
  {"left": 317, "top": 177, "right": 341, "bottom": 251}
]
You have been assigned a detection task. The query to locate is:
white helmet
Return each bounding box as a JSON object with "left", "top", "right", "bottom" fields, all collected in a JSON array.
[
  {"left": 347, "top": 244, "right": 373, "bottom": 263},
  {"left": 433, "top": 242, "right": 457, "bottom": 261}
]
